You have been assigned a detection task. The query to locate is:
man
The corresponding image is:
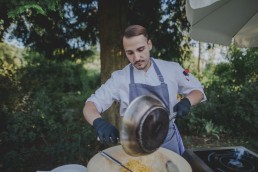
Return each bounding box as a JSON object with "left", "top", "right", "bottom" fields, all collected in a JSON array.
[{"left": 83, "top": 25, "right": 206, "bottom": 155}]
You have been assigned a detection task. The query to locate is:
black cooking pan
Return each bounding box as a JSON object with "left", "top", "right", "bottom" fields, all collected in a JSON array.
[{"left": 120, "top": 95, "right": 170, "bottom": 156}]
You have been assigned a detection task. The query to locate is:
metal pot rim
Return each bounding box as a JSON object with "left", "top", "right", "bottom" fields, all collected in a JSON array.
[{"left": 120, "top": 94, "right": 169, "bottom": 156}]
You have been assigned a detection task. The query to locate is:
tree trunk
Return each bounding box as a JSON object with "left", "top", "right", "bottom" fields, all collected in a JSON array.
[{"left": 98, "top": 0, "right": 129, "bottom": 129}]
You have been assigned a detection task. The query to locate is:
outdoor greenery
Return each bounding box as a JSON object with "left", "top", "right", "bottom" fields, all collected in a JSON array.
[
  {"left": 0, "top": 44, "right": 100, "bottom": 171},
  {"left": 1, "top": 0, "right": 189, "bottom": 62},
  {"left": 178, "top": 47, "right": 258, "bottom": 151}
]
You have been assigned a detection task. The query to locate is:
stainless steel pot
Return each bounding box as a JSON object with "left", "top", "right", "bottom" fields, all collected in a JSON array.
[{"left": 120, "top": 95, "right": 170, "bottom": 156}]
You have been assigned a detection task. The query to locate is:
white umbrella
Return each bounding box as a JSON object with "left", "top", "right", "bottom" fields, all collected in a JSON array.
[{"left": 186, "top": 0, "right": 258, "bottom": 47}]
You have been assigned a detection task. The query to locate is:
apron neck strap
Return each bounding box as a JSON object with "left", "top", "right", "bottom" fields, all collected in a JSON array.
[
  {"left": 130, "top": 64, "right": 135, "bottom": 83},
  {"left": 151, "top": 58, "right": 164, "bottom": 83},
  {"left": 130, "top": 58, "right": 165, "bottom": 83}
]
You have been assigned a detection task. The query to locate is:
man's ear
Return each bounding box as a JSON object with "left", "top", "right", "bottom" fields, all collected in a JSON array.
[{"left": 147, "top": 39, "right": 152, "bottom": 50}]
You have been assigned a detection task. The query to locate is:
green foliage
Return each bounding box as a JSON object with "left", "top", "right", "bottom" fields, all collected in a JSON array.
[
  {"left": 0, "top": 47, "right": 101, "bottom": 171},
  {"left": 8, "top": 4, "right": 46, "bottom": 17},
  {"left": 1, "top": 0, "right": 189, "bottom": 62},
  {"left": 181, "top": 47, "right": 258, "bottom": 140},
  {"left": 204, "top": 120, "right": 221, "bottom": 139},
  {"left": 1, "top": 0, "right": 98, "bottom": 59},
  {"left": 0, "top": 19, "right": 3, "bottom": 36},
  {"left": 178, "top": 112, "right": 223, "bottom": 140},
  {"left": 0, "top": 42, "right": 26, "bottom": 76}
]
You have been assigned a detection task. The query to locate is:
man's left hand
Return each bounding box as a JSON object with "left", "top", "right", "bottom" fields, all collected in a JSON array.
[{"left": 173, "top": 97, "right": 191, "bottom": 118}]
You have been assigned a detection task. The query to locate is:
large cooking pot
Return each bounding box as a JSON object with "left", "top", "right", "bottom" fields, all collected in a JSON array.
[
  {"left": 120, "top": 95, "right": 170, "bottom": 156},
  {"left": 87, "top": 145, "right": 192, "bottom": 172}
]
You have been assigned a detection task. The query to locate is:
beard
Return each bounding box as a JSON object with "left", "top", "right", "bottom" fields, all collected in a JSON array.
[{"left": 134, "top": 59, "right": 151, "bottom": 71}]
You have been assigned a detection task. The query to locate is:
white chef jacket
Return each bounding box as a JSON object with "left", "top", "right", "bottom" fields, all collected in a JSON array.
[{"left": 86, "top": 58, "right": 206, "bottom": 116}]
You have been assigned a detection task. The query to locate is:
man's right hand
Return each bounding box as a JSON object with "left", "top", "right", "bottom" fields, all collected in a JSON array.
[{"left": 93, "top": 118, "right": 119, "bottom": 144}]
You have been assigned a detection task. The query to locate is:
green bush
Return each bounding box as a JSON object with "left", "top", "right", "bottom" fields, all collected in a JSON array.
[
  {"left": 0, "top": 51, "right": 101, "bottom": 171},
  {"left": 180, "top": 47, "right": 258, "bottom": 139}
]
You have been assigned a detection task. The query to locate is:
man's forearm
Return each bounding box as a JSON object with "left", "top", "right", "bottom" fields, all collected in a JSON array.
[
  {"left": 83, "top": 101, "right": 102, "bottom": 125},
  {"left": 186, "top": 90, "right": 204, "bottom": 106}
]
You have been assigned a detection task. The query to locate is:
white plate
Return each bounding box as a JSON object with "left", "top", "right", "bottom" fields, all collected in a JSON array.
[{"left": 51, "top": 164, "right": 87, "bottom": 172}]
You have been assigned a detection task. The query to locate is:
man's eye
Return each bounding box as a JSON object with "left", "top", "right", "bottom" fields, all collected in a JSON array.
[{"left": 138, "top": 47, "right": 144, "bottom": 52}]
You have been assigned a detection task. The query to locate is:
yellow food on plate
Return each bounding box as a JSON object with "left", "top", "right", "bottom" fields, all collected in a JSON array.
[{"left": 122, "top": 159, "right": 151, "bottom": 172}]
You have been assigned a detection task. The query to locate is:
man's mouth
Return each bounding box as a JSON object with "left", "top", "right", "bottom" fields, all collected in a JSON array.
[{"left": 134, "top": 60, "right": 144, "bottom": 65}]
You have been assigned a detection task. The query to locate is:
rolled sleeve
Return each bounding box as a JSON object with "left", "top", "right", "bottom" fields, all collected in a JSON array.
[
  {"left": 86, "top": 73, "right": 121, "bottom": 113},
  {"left": 176, "top": 64, "right": 206, "bottom": 101}
]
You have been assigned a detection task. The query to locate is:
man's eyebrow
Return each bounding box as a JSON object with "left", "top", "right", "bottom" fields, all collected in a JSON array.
[
  {"left": 137, "top": 46, "right": 145, "bottom": 50},
  {"left": 125, "top": 45, "right": 145, "bottom": 53},
  {"left": 125, "top": 50, "right": 133, "bottom": 53}
]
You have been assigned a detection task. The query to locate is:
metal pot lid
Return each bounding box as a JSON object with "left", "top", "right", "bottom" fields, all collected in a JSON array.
[{"left": 120, "top": 95, "right": 169, "bottom": 156}]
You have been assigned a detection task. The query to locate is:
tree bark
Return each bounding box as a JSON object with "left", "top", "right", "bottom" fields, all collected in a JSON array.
[{"left": 98, "top": 0, "right": 129, "bottom": 129}]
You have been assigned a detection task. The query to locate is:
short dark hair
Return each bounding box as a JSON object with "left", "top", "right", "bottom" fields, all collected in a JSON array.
[{"left": 123, "top": 25, "right": 148, "bottom": 39}]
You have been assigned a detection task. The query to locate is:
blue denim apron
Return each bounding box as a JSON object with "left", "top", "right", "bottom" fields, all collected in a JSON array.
[{"left": 129, "top": 58, "right": 185, "bottom": 155}]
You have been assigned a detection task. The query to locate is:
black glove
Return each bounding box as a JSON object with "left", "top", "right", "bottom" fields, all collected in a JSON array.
[
  {"left": 173, "top": 97, "right": 191, "bottom": 118},
  {"left": 93, "top": 118, "right": 119, "bottom": 144}
]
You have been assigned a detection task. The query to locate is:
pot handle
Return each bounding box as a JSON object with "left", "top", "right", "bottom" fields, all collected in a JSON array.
[{"left": 169, "top": 112, "right": 177, "bottom": 121}]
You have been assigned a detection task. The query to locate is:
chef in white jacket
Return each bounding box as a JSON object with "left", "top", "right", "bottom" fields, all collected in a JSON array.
[{"left": 83, "top": 25, "right": 206, "bottom": 155}]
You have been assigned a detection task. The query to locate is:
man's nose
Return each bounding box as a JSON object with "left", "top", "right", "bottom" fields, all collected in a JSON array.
[{"left": 134, "top": 52, "right": 141, "bottom": 61}]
